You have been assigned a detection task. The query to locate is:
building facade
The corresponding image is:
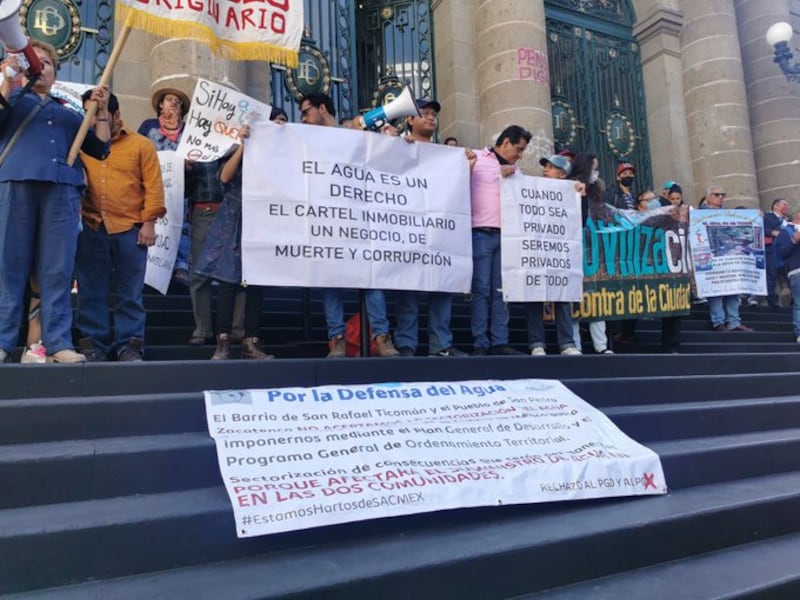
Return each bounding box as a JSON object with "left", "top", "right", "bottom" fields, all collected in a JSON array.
[{"left": 30, "top": 0, "right": 800, "bottom": 208}]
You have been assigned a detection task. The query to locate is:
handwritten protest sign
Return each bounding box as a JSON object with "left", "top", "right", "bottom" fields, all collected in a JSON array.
[
  {"left": 501, "top": 175, "right": 582, "bottom": 302},
  {"left": 577, "top": 204, "right": 693, "bottom": 320},
  {"left": 117, "top": 1, "right": 302, "bottom": 66},
  {"left": 689, "top": 208, "right": 766, "bottom": 297},
  {"left": 205, "top": 378, "right": 667, "bottom": 538},
  {"left": 176, "top": 79, "right": 272, "bottom": 162},
  {"left": 146, "top": 151, "right": 185, "bottom": 294},
  {"left": 240, "top": 122, "right": 473, "bottom": 293}
]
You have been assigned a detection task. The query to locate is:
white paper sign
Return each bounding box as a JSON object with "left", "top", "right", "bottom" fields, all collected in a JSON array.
[
  {"left": 205, "top": 378, "right": 667, "bottom": 538},
  {"left": 145, "top": 151, "right": 185, "bottom": 294},
  {"left": 689, "top": 209, "right": 767, "bottom": 297},
  {"left": 50, "top": 80, "right": 93, "bottom": 114},
  {"left": 177, "top": 78, "right": 272, "bottom": 162},
  {"left": 501, "top": 175, "right": 583, "bottom": 301},
  {"left": 240, "top": 123, "right": 473, "bottom": 293}
]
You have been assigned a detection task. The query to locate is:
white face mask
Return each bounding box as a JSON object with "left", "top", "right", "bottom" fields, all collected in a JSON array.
[{"left": 589, "top": 170, "right": 600, "bottom": 184}]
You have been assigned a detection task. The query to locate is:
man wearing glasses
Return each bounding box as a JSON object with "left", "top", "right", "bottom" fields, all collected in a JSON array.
[{"left": 703, "top": 185, "right": 753, "bottom": 332}]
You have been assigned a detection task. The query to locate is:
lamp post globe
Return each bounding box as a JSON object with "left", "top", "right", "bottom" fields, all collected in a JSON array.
[{"left": 767, "top": 22, "right": 793, "bottom": 47}]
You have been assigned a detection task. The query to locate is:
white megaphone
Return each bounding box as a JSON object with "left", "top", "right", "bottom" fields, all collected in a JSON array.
[
  {"left": 361, "top": 86, "right": 420, "bottom": 130},
  {"left": 0, "top": 0, "right": 42, "bottom": 78}
]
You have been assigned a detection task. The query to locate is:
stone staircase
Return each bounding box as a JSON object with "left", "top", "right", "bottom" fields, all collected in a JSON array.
[{"left": 1, "top": 287, "right": 800, "bottom": 598}]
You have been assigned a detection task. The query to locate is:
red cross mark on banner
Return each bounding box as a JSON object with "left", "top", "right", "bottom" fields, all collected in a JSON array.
[{"left": 643, "top": 472, "right": 657, "bottom": 490}]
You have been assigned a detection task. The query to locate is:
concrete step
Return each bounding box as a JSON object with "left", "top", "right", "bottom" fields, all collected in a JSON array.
[
  {"left": 606, "top": 396, "right": 800, "bottom": 442},
  {"left": 4, "top": 354, "right": 800, "bottom": 401},
  {"left": 4, "top": 470, "right": 800, "bottom": 597},
  {"left": 3, "top": 422, "right": 800, "bottom": 509},
  {"left": 519, "top": 531, "right": 800, "bottom": 600}
]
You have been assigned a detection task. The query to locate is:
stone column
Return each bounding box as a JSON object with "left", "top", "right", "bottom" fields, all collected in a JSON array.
[
  {"left": 633, "top": 2, "right": 695, "bottom": 203},
  {"left": 679, "top": 0, "right": 759, "bottom": 206},
  {"left": 472, "top": 0, "right": 552, "bottom": 173},
  {"left": 734, "top": 0, "right": 800, "bottom": 208},
  {"left": 115, "top": 29, "right": 158, "bottom": 128},
  {"left": 149, "top": 39, "right": 248, "bottom": 113},
  {"left": 432, "top": 0, "right": 481, "bottom": 148}
]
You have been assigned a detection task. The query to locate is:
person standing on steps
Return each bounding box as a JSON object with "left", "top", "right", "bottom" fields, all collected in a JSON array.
[
  {"left": 0, "top": 41, "right": 111, "bottom": 364},
  {"left": 468, "top": 125, "right": 531, "bottom": 356},
  {"left": 298, "top": 92, "right": 399, "bottom": 358},
  {"left": 76, "top": 91, "right": 165, "bottom": 362},
  {"left": 393, "top": 98, "right": 468, "bottom": 358}
]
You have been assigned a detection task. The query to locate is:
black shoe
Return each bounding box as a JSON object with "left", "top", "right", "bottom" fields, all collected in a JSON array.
[
  {"left": 430, "top": 346, "right": 468, "bottom": 357},
  {"left": 472, "top": 346, "right": 489, "bottom": 356},
  {"left": 117, "top": 338, "right": 144, "bottom": 361},
  {"left": 489, "top": 344, "right": 525, "bottom": 356},
  {"left": 78, "top": 337, "right": 107, "bottom": 362},
  {"left": 172, "top": 269, "right": 190, "bottom": 287},
  {"left": 397, "top": 346, "right": 415, "bottom": 357}
]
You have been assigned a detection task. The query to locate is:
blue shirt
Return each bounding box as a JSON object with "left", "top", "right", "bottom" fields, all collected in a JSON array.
[{"left": 0, "top": 89, "right": 109, "bottom": 186}]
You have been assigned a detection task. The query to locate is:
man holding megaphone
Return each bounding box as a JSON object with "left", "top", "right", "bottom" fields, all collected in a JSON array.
[{"left": 0, "top": 39, "right": 112, "bottom": 364}]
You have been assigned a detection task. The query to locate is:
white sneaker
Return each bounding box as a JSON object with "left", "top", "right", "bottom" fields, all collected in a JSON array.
[
  {"left": 796, "top": 336, "right": 800, "bottom": 344},
  {"left": 561, "top": 347, "right": 582, "bottom": 356},
  {"left": 530, "top": 347, "right": 546, "bottom": 356},
  {"left": 46, "top": 349, "right": 87, "bottom": 363},
  {"left": 0, "top": 348, "right": 9, "bottom": 363},
  {"left": 21, "top": 342, "right": 47, "bottom": 364}
]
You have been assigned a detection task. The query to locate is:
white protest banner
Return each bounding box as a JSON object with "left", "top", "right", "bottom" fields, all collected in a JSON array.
[
  {"left": 177, "top": 78, "right": 272, "bottom": 162},
  {"left": 240, "top": 123, "right": 473, "bottom": 293},
  {"left": 117, "top": 1, "right": 302, "bottom": 67},
  {"left": 501, "top": 175, "right": 583, "bottom": 301},
  {"left": 689, "top": 209, "right": 767, "bottom": 297},
  {"left": 205, "top": 379, "right": 666, "bottom": 538},
  {"left": 145, "top": 151, "right": 185, "bottom": 294}
]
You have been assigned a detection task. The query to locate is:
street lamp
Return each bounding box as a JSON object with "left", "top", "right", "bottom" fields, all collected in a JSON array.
[{"left": 766, "top": 22, "right": 800, "bottom": 82}]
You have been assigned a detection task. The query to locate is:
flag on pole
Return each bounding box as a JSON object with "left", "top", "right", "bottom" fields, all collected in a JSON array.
[{"left": 116, "top": 0, "right": 303, "bottom": 67}]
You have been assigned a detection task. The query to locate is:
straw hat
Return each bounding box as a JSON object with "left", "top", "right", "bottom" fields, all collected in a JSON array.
[{"left": 151, "top": 87, "right": 191, "bottom": 116}]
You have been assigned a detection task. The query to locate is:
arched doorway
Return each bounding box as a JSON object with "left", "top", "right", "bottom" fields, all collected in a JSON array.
[{"left": 545, "top": 0, "right": 653, "bottom": 187}]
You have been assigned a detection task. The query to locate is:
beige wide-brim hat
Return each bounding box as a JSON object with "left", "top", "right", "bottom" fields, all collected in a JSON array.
[{"left": 151, "top": 87, "right": 191, "bottom": 116}]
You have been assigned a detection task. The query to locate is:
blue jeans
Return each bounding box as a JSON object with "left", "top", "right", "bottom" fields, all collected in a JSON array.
[
  {"left": 526, "top": 302, "right": 575, "bottom": 350},
  {"left": 471, "top": 230, "right": 508, "bottom": 349},
  {"left": 790, "top": 274, "right": 800, "bottom": 337},
  {"left": 75, "top": 224, "right": 147, "bottom": 357},
  {"left": 189, "top": 206, "right": 217, "bottom": 339},
  {"left": 395, "top": 291, "right": 453, "bottom": 353},
  {"left": 766, "top": 244, "right": 779, "bottom": 306},
  {"left": 174, "top": 196, "right": 190, "bottom": 272},
  {"left": 0, "top": 181, "right": 81, "bottom": 354},
  {"left": 323, "top": 289, "right": 390, "bottom": 339},
  {"left": 708, "top": 295, "right": 741, "bottom": 328}
]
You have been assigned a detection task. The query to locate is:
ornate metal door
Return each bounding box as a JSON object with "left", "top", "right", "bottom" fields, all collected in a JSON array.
[
  {"left": 270, "top": 0, "right": 434, "bottom": 122},
  {"left": 354, "top": 1, "right": 435, "bottom": 112},
  {"left": 270, "top": 1, "right": 357, "bottom": 123},
  {"left": 20, "top": 0, "right": 113, "bottom": 84},
  {"left": 545, "top": 0, "right": 652, "bottom": 187}
]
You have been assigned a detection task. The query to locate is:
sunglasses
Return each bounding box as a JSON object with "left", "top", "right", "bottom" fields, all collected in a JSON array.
[{"left": 711, "top": 192, "right": 727, "bottom": 198}]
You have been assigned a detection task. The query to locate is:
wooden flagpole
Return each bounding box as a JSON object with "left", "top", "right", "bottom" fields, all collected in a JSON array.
[{"left": 67, "top": 13, "right": 134, "bottom": 166}]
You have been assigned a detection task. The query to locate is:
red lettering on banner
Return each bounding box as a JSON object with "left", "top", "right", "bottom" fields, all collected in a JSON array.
[
  {"left": 241, "top": 8, "right": 256, "bottom": 28},
  {"left": 643, "top": 472, "right": 656, "bottom": 490},
  {"left": 271, "top": 12, "right": 285, "bottom": 33},
  {"left": 237, "top": 492, "right": 268, "bottom": 507},
  {"left": 225, "top": 6, "right": 239, "bottom": 28}
]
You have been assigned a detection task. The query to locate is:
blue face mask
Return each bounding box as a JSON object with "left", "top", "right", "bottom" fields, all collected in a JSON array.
[{"left": 648, "top": 198, "right": 662, "bottom": 210}]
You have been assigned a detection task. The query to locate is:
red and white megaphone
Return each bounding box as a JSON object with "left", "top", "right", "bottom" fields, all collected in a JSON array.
[
  {"left": 0, "top": 0, "right": 42, "bottom": 79},
  {"left": 361, "top": 85, "right": 420, "bottom": 130}
]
